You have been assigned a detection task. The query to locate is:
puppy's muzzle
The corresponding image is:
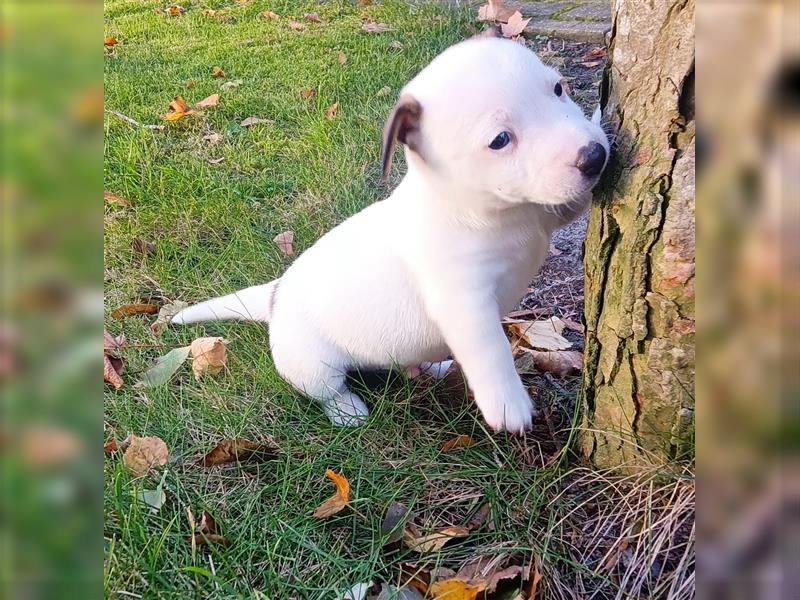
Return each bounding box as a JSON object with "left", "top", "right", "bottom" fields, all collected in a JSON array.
[{"left": 576, "top": 142, "right": 607, "bottom": 177}]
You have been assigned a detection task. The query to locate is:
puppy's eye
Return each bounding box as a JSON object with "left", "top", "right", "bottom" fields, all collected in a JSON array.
[
  {"left": 489, "top": 131, "right": 512, "bottom": 150},
  {"left": 554, "top": 82, "right": 563, "bottom": 97}
]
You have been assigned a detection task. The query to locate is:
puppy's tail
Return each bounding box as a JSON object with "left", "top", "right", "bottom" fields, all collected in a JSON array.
[{"left": 171, "top": 280, "right": 279, "bottom": 325}]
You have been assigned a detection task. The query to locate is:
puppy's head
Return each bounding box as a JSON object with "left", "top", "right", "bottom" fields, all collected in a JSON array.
[{"left": 381, "top": 36, "right": 609, "bottom": 206}]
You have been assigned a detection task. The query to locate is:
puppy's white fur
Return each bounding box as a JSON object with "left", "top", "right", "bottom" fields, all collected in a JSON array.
[{"left": 172, "top": 36, "right": 609, "bottom": 433}]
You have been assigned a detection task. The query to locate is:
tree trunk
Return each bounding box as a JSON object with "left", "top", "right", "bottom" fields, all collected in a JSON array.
[{"left": 580, "top": 0, "right": 695, "bottom": 468}]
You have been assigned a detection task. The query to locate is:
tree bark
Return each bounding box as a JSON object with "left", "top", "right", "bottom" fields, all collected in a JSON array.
[{"left": 581, "top": 0, "right": 695, "bottom": 468}]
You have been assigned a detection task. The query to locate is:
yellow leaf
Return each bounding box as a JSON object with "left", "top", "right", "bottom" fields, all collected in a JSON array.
[
  {"left": 430, "top": 579, "right": 487, "bottom": 600},
  {"left": 123, "top": 434, "right": 169, "bottom": 476},
  {"left": 312, "top": 469, "right": 351, "bottom": 518},
  {"left": 404, "top": 525, "right": 470, "bottom": 553},
  {"left": 104, "top": 36, "right": 118, "bottom": 46},
  {"left": 189, "top": 336, "right": 227, "bottom": 380}
]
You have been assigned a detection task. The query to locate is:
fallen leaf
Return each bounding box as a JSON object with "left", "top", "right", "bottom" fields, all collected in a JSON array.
[
  {"left": 300, "top": 88, "right": 317, "bottom": 99},
  {"left": 441, "top": 434, "right": 474, "bottom": 453},
  {"left": 454, "top": 556, "right": 526, "bottom": 593},
  {"left": 187, "top": 510, "right": 228, "bottom": 545},
  {"left": 260, "top": 10, "right": 279, "bottom": 19},
  {"left": 583, "top": 46, "right": 607, "bottom": 61},
  {"left": 123, "top": 434, "right": 169, "bottom": 476},
  {"left": 104, "top": 354, "right": 124, "bottom": 389},
  {"left": 527, "top": 564, "right": 542, "bottom": 598},
  {"left": 203, "top": 132, "right": 222, "bottom": 145},
  {"left": 358, "top": 0, "right": 372, "bottom": 5},
  {"left": 136, "top": 345, "right": 191, "bottom": 387},
  {"left": 201, "top": 9, "right": 224, "bottom": 17},
  {"left": 274, "top": 230, "right": 294, "bottom": 256},
  {"left": 162, "top": 95, "right": 193, "bottom": 121},
  {"left": 104, "top": 434, "right": 130, "bottom": 454},
  {"left": 468, "top": 503, "right": 493, "bottom": 530},
  {"left": 312, "top": 469, "right": 351, "bottom": 518},
  {"left": 602, "top": 538, "right": 630, "bottom": 571},
  {"left": 362, "top": 22, "right": 393, "bottom": 33},
  {"left": 150, "top": 300, "right": 189, "bottom": 334},
  {"left": 104, "top": 330, "right": 126, "bottom": 389},
  {"left": 389, "top": 40, "right": 404, "bottom": 50},
  {"left": 376, "top": 86, "right": 392, "bottom": 97},
  {"left": 376, "top": 584, "right": 423, "bottom": 600},
  {"left": 138, "top": 485, "right": 166, "bottom": 512},
  {"left": 304, "top": 12, "right": 321, "bottom": 22},
  {"left": 515, "top": 349, "right": 583, "bottom": 378},
  {"left": 166, "top": 5, "right": 185, "bottom": 17},
  {"left": 104, "top": 191, "right": 130, "bottom": 207},
  {"left": 340, "top": 582, "right": 372, "bottom": 600},
  {"left": 429, "top": 579, "right": 486, "bottom": 600},
  {"left": 561, "top": 317, "right": 584, "bottom": 332},
  {"left": 239, "top": 115, "right": 270, "bottom": 127},
  {"left": 185, "top": 79, "right": 195, "bottom": 88},
  {"left": 201, "top": 438, "right": 273, "bottom": 466},
  {"left": 189, "top": 336, "right": 227, "bottom": 380},
  {"left": 131, "top": 237, "right": 155, "bottom": 258},
  {"left": 508, "top": 317, "right": 571, "bottom": 351},
  {"left": 288, "top": 19, "right": 306, "bottom": 30},
  {"left": 104, "top": 36, "right": 118, "bottom": 46},
  {"left": 380, "top": 502, "right": 409, "bottom": 544},
  {"left": 500, "top": 11, "right": 530, "bottom": 38},
  {"left": 220, "top": 79, "right": 243, "bottom": 91},
  {"left": 111, "top": 303, "right": 159, "bottom": 319},
  {"left": 477, "top": 0, "right": 516, "bottom": 23},
  {"left": 207, "top": 157, "right": 224, "bottom": 165},
  {"left": 211, "top": 66, "right": 225, "bottom": 78},
  {"left": 324, "top": 102, "right": 339, "bottom": 120},
  {"left": 336, "top": 50, "right": 348, "bottom": 64},
  {"left": 194, "top": 94, "right": 220, "bottom": 110},
  {"left": 404, "top": 525, "right": 469, "bottom": 553}
]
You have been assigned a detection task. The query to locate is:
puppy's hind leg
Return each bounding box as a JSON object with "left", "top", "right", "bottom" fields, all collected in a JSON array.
[{"left": 272, "top": 340, "right": 369, "bottom": 427}]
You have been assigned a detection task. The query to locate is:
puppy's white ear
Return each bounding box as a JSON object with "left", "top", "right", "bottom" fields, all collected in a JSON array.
[{"left": 381, "top": 95, "right": 422, "bottom": 180}]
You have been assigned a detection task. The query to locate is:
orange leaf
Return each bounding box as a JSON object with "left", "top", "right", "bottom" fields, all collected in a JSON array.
[
  {"left": 312, "top": 469, "right": 351, "bottom": 518},
  {"left": 324, "top": 102, "right": 339, "bottom": 120},
  {"left": 300, "top": 88, "right": 316, "bottom": 99},
  {"left": 441, "top": 434, "right": 474, "bottom": 453},
  {"left": 104, "top": 36, "right": 118, "bottom": 46},
  {"left": 430, "top": 579, "right": 487, "bottom": 600},
  {"left": 104, "top": 191, "right": 130, "bottom": 207},
  {"left": 166, "top": 5, "right": 185, "bottom": 17},
  {"left": 123, "top": 434, "right": 169, "bottom": 476},
  {"left": 201, "top": 438, "right": 272, "bottom": 466},
  {"left": 194, "top": 93, "right": 220, "bottom": 109},
  {"left": 211, "top": 66, "right": 225, "bottom": 78},
  {"left": 110, "top": 303, "right": 159, "bottom": 318},
  {"left": 260, "top": 10, "right": 279, "bottom": 19}
]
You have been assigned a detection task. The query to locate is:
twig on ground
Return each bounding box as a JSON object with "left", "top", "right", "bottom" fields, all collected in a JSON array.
[{"left": 106, "top": 109, "right": 165, "bottom": 131}]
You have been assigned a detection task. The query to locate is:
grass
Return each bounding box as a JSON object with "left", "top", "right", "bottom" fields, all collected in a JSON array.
[{"left": 103, "top": 1, "right": 694, "bottom": 598}]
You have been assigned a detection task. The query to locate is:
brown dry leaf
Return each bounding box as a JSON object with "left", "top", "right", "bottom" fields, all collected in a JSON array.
[
  {"left": 508, "top": 317, "right": 571, "bottom": 351},
  {"left": 404, "top": 525, "right": 470, "bottom": 553},
  {"left": 358, "top": 0, "right": 372, "bottom": 5},
  {"left": 561, "top": 317, "right": 584, "bottom": 333},
  {"left": 477, "top": 0, "right": 516, "bottom": 23},
  {"left": 104, "top": 36, "right": 118, "bottom": 46},
  {"left": 211, "top": 66, "right": 225, "bottom": 78},
  {"left": 304, "top": 12, "right": 321, "bottom": 22},
  {"left": 123, "top": 434, "right": 169, "bottom": 476},
  {"left": 150, "top": 300, "right": 189, "bottom": 335},
  {"left": 104, "top": 329, "right": 125, "bottom": 389},
  {"left": 500, "top": 11, "right": 530, "bottom": 38},
  {"left": 376, "top": 86, "right": 392, "bottom": 97},
  {"left": 131, "top": 237, "right": 155, "bottom": 258},
  {"left": 187, "top": 510, "right": 229, "bottom": 545},
  {"left": 260, "top": 10, "right": 280, "bottom": 19},
  {"left": 468, "top": 503, "right": 492, "bottom": 530},
  {"left": 240, "top": 115, "right": 270, "bottom": 127},
  {"left": 274, "top": 230, "right": 294, "bottom": 256},
  {"left": 288, "top": 19, "right": 306, "bottom": 30},
  {"left": 516, "top": 349, "right": 583, "bottom": 378},
  {"left": 202, "top": 9, "right": 224, "bottom": 17},
  {"left": 189, "top": 336, "right": 227, "bottom": 380},
  {"left": 207, "top": 157, "right": 224, "bottom": 165},
  {"left": 201, "top": 438, "right": 270, "bottom": 466},
  {"left": 324, "top": 102, "right": 339, "bottom": 120},
  {"left": 362, "top": 22, "right": 393, "bottom": 33},
  {"left": 195, "top": 93, "right": 220, "bottom": 109},
  {"left": 300, "top": 88, "right": 316, "bottom": 99},
  {"left": 185, "top": 79, "right": 195, "bottom": 88},
  {"left": 389, "top": 40, "right": 404, "bottom": 50},
  {"left": 312, "top": 469, "right": 351, "bottom": 518},
  {"left": 111, "top": 303, "right": 159, "bottom": 319},
  {"left": 527, "top": 564, "right": 542, "bottom": 598},
  {"left": 166, "top": 5, "right": 185, "bottom": 17},
  {"left": 583, "top": 46, "right": 607, "bottom": 61},
  {"left": 203, "top": 132, "right": 222, "bottom": 145},
  {"left": 104, "top": 191, "right": 130, "bottom": 207},
  {"left": 336, "top": 50, "right": 348, "bottom": 64},
  {"left": 441, "top": 434, "right": 474, "bottom": 453},
  {"left": 430, "top": 579, "right": 487, "bottom": 600},
  {"left": 104, "top": 434, "right": 130, "bottom": 454}
]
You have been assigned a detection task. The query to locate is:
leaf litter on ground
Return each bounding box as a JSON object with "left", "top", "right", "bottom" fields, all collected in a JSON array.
[
  {"left": 110, "top": 303, "right": 159, "bottom": 319},
  {"left": 506, "top": 316, "right": 572, "bottom": 351},
  {"left": 186, "top": 508, "right": 228, "bottom": 546},
  {"left": 104, "top": 330, "right": 126, "bottom": 389},
  {"left": 189, "top": 336, "right": 227, "bottom": 379},
  {"left": 122, "top": 434, "right": 169, "bottom": 476},
  {"left": 274, "top": 230, "right": 294, "bottom": 256},
  {"left": 151, "top": 299, "right": 189, "bottom": 334},
  {"left": 201, "top": 438, "right": 275, "bottom": 466},
  {"left": 135, "top": 345, "right": 191, "bottom": 387},
  {"left": 312, "top": 469, "right": 352, "bottom": 518}
]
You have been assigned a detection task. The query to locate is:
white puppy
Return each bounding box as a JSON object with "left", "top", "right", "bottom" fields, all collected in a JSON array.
[{"left": 172, "top": 32, "right": 609, "bottom": 433}]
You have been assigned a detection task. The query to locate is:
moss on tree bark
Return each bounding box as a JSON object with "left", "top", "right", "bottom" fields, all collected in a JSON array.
[{"left": 581, "top": 0, "right": 695, "bottom": 468}]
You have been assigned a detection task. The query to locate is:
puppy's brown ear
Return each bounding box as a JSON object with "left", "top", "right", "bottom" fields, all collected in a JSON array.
[
  {"left": 381, "top": 95, "right": 422, "bottom": 181},
  {"left": 472, "top": 25, "right": 501, "bottom": 39}
]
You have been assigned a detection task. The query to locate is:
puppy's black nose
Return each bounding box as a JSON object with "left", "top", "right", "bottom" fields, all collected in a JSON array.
[{"left": 576, "top": 142, "right": 607, "bottom": 177}]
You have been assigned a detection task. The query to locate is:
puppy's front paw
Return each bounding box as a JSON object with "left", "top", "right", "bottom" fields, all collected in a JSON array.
[{"left": 479, "top": 388, "right": 535, "bottom": 434}]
